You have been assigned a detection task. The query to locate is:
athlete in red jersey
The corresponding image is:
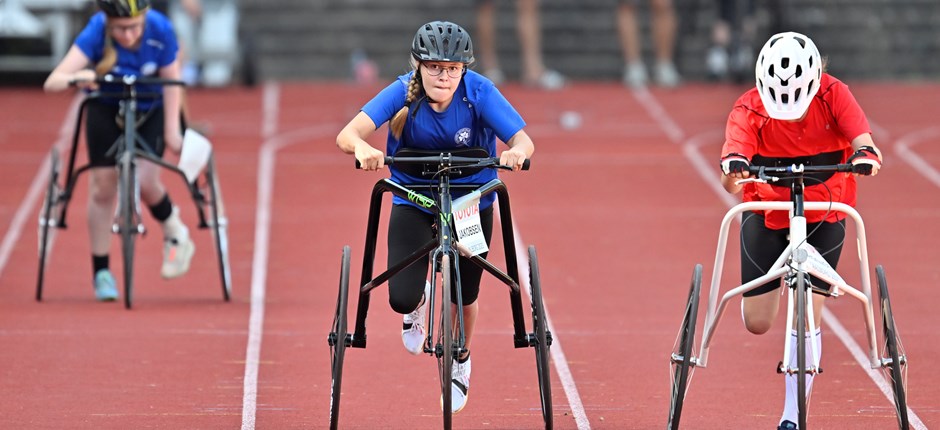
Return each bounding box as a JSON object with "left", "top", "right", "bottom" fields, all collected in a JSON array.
[{"left": 718, "top": 32, "right": 882, "bottom": 430}]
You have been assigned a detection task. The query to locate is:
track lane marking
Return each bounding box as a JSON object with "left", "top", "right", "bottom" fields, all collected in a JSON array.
[
  {"left": 511, "top": 221, "right": 591, "bottom": 429},
  {"left": 0, "top": 95, "right": 81, "bottom": 281}
]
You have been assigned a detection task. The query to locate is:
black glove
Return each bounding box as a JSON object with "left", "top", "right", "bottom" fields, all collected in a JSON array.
[
  {"left": 848, "top": 146, "right": 881, "bottom": 176},
  {"left": 720, "top": 153, "right": 750, "bottom": 175}
]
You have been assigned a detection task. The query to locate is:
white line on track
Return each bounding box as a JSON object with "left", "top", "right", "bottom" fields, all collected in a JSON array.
[
  {"left": 894, "top": 126, "right": 940, "bottom": 189},
  {"left": 0, "top": 95, "right": 81, "bottom": 281},
  {"left": 241, "top": 81, "right": 280, "bottom": 430},
  {"left": 630, "top": 86, "right": 926, "bottom": 427},
  {"left": 511, "top": 222, "right": 591, "bottom": 430},
  {"left": 241, "top": 80, "right": 346, "bottom": 429}
]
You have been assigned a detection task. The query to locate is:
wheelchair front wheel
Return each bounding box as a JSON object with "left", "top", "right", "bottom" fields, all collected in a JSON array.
[
  {"left": 437, "top": 254, "right": 455, "bottom": 429},
  {"left": 36, "top": 149, "right": 61, "bottom": 301},
  {"left": 527, "top": 245, "right": 553, "bottom": 429},
  {"left": 876, "top": 265, "right": 909, "bottom": 429},
  {"left": 206, "top": 156, "right": 232, "bottom": 301},
  {"left": 119, "top": 159, "right": 138, "bottom": 309},
  {"left": 328, "top": 246, "right": 351, "bottom": 430},
  {"left": 667, "top": 264, "right": 701, "bottom": 430}
]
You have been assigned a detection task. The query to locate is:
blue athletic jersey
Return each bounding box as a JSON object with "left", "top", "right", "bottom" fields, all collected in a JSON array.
[
  {"left": 74, "top": 10, "right": 179, "bottom": 109},
  {"left": 361, "top": 70, "right": 526, "bottom": 209}
]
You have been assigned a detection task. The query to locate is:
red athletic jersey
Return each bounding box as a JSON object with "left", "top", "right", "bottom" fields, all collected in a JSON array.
[{"left": 722, "top": 73, "right": 872, "bottom": 229}]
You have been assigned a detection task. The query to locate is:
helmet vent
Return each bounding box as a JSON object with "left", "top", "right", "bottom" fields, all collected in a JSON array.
[
  {"left": 768, "top": 87, "right": 777, "bottom": 102},
  {"left": 781, "top": 58, "right": 790, "bottom": 69},
  {"left": 794, "top": 88, "right": 802, "bottom": 102},
  {"left": 795, "top": 65, "right": 802, "bottom": 77},
  {"left": 781, "top": 93, "right": 789, "bottom": 104},
  {"left": 795, "top": 36, "right": 807, "bottom": 48},
  {"left": 768, "top": 65, "right": 775, "bottom": 77}
]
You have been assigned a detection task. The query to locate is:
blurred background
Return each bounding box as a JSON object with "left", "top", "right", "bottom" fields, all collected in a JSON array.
[{"left": 2, "top": 0, "right": 939, "bottom": 85}]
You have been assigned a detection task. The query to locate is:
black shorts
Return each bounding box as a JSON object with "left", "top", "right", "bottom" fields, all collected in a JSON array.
[
  {"left": 85, "top": 100, "right": 165, "bottom": 167},
  {"left": 740, "top": 211, "right": 846, "bottom": 297},
  {"left": 387, "top": 204, "right": 494, "bottom": 314}
]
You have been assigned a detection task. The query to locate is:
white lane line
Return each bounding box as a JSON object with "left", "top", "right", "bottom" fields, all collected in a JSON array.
[
  {"left": 241, "top": 80, "right": 348, "bottom": 430},
  {"left": 0, "top": 95, "right": 82, "bottom": 281},
  {"left": 824, "top": 311, "right": 928, "bottom": 429},
  {"left": 512, "top": 222, "right": 591, "bottom": 429},
  {"left": 630, "top": 87, "right": 925, "bottom": 425},
  {"left": 242, "top": 81, "right": 280, "bottom": 430},
  {"left": 894, "top": 126, "right": 940, "bottom": 189}
]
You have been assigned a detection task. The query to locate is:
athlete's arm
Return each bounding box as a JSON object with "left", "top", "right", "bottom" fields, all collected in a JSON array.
[
  {"left": 44, "top": 45, "right": 95, "bottom": 92},
  {"left": 337, "top": 111, "right": 385, "bottom": 171},
  {"left": 501, "top": 129, "right": 534, "bottom": 171}
]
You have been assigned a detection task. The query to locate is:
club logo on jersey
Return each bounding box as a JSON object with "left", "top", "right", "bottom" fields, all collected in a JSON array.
[
  {"left": 141, "top": 61, "right": 158, "bottom": 76},
  {"left": 454, "top": 128, "right": 471, "bottom": 147}
]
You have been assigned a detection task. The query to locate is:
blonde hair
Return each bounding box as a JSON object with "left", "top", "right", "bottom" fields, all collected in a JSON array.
[
  {"left": 95, "top": 32, "right": 118, "bottom": 76},
  {"left": 389, "top": 64, "right": 424, "bottom": 140}
]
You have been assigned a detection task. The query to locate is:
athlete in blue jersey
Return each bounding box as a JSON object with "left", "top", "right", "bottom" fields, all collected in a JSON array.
[
  {"left": 43, "top": 0, "right": 195, "bottom": 302},
  {"left": 337, "top": 21, "right": 535, "bottom": 414}
]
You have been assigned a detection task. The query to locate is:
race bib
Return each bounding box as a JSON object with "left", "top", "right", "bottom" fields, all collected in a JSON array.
[
  {"left": 452, "top": 191, "right": 488, "bottom": 256},
  {"left": 798, "top": 242, "right": 845, "bottom": 287}
]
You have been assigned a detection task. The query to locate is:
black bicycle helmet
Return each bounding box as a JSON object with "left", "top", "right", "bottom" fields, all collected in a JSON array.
[
  {"left": 411, "top": 21, "right": 474, "bottom": 64},
  {"left": 97, "top": 0, "right": 150, "bottom": 17}
]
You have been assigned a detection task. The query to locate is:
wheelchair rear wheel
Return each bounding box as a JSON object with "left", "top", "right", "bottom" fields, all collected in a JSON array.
[
  {"left": 667, "top": 264, "right": 701, "bottom": 430},
  {"left": 205, "top": 156, "right": 232, "bottom": 301},
  {"left": 876, "top": 265, "right": 909, "bottom": 429},
  {"left": 527, "top": 245, "right": 553, "bottom": 429},
  {"left": 328, "top": 246, "right": 351, "bottom": 430},
  {"left": 36, "top": 150, "right": 61, "bottom": 301}
]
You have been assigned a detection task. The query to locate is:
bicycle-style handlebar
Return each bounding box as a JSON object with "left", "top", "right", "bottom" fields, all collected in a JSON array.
[
  {"left": 356, "top": 155, "right": 531, "bottom": 171},
  {"left": 69, "top": 74, "right": 186, "bottom": 87},
  {"left": 746, "top": 163, "right": 858, "bottom": 183}
]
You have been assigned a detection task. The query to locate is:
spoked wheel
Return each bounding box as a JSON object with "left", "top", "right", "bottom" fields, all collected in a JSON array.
[
  {"left": 119, "top": 158, "right": 138, "bottom": 309},
  {"left": 876, "top": 265, "right": 909, "bottom": 429},
  {"left": 437, "top": 255, "right": 454, "bottom": 430},
  {"left": 795, "top": 273, "right": 808, "bottom": 430},
  {"left": 205, "top": 156, "right": 231, "bottom": 301},
  {"left": 667, "top": 264, "right": 701, "bottom": 430},
  {"left": 36, "top": 150, "right": 62, "bottom": 301},
  {"left": 527, "top": 245, "right": 553, "bottom": 429},
  {"left": 328, "top": 246, "right": 351, "bottom": 430}
]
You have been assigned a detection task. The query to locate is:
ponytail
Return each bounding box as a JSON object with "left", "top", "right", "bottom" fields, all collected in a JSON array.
[
  {"left": 389, "top": 69, "right": 423, "bottom": 140},
  {"left": 95, "top": 32, "right": 118, "bottom": 76}
]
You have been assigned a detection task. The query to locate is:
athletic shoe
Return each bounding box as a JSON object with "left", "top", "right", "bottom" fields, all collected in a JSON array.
[
  {"left": 161, "top": 236, "right": 195, "bottom": 279},
  {"left": 529, "top": 69, "right": 565, "bottom": 90},
  {"left": 483, "top": 68, "right": 505, "bottom": 86},
  {"left": 93, "top": 269, "right": 118, "bottom": 302},
  {"left": 778, "top": 420, "right": 798, "bottom": 430},
  {"left": 444, "top": 355, "right": 472, "bottom": 414},
  {"left": 623, "top": 63, "right": 648, "bottom": 88},
  {"left": 402, "top": 281, "right": 431, "bottom": 355},
  {"left": 654, "top": 61, "right": 682, "bottom": 88}
]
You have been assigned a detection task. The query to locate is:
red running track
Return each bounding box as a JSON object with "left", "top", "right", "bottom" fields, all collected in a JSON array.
[{"left": 0, "top": 81, "right": 937, "bottom": 429}]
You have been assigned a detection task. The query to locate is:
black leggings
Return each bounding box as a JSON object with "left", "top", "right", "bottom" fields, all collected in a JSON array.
[
  {"left": 387, "top": 204, "right": 494, "bottom": 314},
  {"left": 85, "top": 100, "right": 165, "bottom": 167},
  {"left": 741, "top": 211, "right": 846, "bottom": 297}
]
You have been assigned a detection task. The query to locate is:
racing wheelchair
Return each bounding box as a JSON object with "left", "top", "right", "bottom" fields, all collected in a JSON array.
[
  {"left": 328, "top": 151, "right": 553, "bottom": 429},
  {"left": 36, "top": 74, "right": 231, "bottom": 309},
  {"left": 668, "top": 163, "right": 909, "bottom": 429}
]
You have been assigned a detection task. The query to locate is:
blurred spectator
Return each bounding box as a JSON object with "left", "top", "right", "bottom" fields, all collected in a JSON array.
[
  {"left": 476, "top": 0, "right": 565, "bottom": 90},
  {"left": 706, "top": 0, "right": 756, "bottom": 83},
  {"left": 616, "top": 0, "right": 681, "bottom": 88},
  {"left": 167, "top": 0, "right": 240, "bottom": 87}
]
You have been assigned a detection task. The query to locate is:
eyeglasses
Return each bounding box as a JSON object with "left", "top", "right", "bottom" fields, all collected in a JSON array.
[
  {"left": 423, "top": 63, "right": 464, "bottom": 79},
  {"left": 109, "top": 21, "right": 144, "bottom": 33}
]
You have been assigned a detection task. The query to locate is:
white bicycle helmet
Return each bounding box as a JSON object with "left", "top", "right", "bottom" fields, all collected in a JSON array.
[{"left": 755, "top": 32, "right": 822, "bottom": 120}]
